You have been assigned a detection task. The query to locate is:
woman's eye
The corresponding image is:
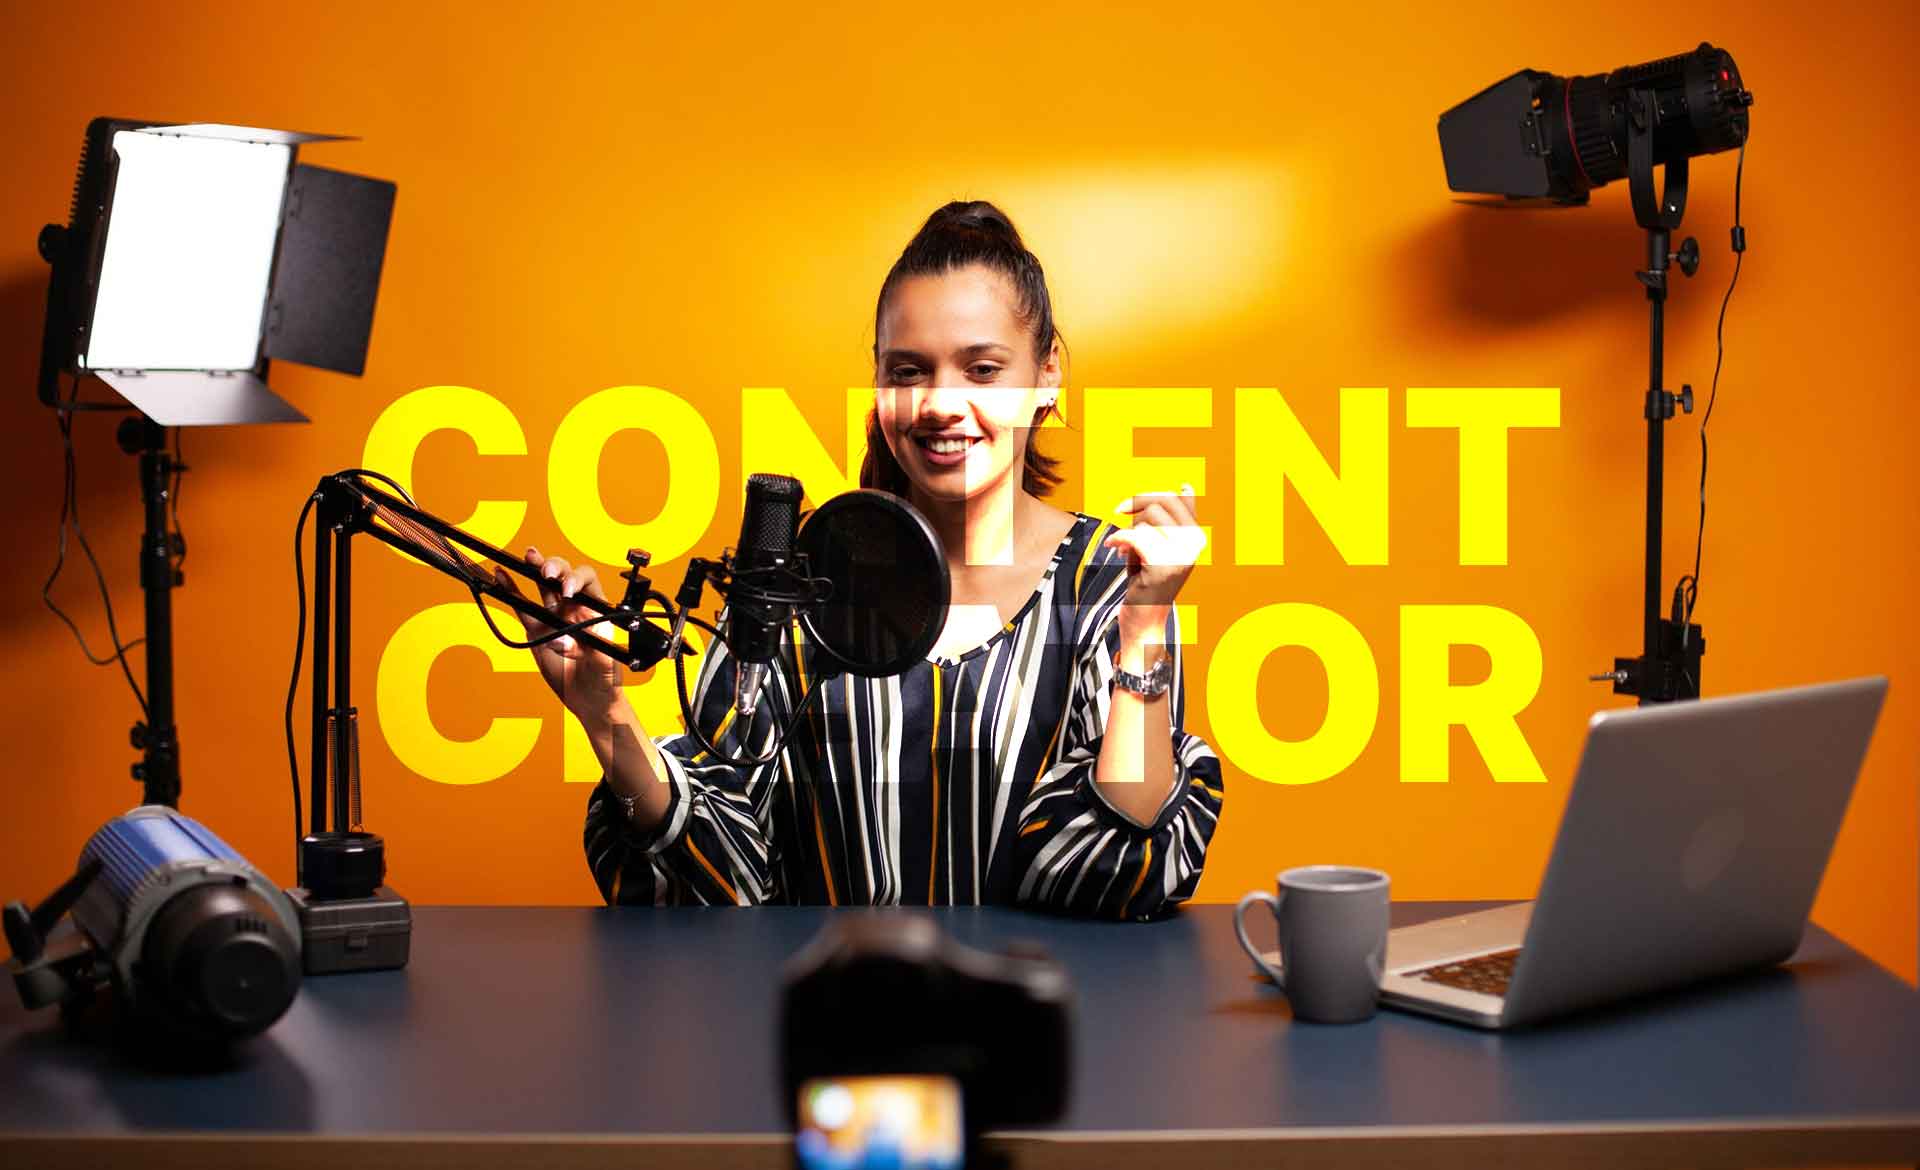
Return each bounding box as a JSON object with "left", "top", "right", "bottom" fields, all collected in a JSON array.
[
  {"left": 889, "top": 366, "right": 923, "bottom": 382},
  {"left": 968, "top": 364, "right": 1002, "bottom": 380}
]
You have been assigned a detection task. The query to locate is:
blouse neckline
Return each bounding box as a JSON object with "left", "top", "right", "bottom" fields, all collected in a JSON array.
[{"left": 924, "top": 512, "right": 1096, "bottom": 668}]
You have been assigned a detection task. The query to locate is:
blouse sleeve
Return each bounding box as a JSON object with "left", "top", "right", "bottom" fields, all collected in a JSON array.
[
  {"left": 581, "top": 619, "right": 791, "bottom": 906},
  {"left": 1011, "top": 569, "right": 1225, "bottom": 920}
]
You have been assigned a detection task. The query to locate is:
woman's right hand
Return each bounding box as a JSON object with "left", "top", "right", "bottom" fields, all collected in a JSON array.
[{"left": 493, "top": 548, "right": 626, "bottom": 728}]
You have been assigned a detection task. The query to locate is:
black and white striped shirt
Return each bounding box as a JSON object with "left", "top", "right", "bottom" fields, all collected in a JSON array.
[{"left": 583, "top": 511, "right": 1224, "bottom": 919}]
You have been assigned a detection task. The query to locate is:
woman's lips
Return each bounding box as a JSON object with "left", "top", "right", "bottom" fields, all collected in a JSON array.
[{"left": 913, "top": 434, "right": 981, "bottom": 468}]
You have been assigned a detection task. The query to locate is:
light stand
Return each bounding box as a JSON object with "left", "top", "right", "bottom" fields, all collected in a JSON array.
[
  {"left": 36, "top": 119, "right": 395, "bottom": 809},
  {"left": 119, "top": 417, "right": 186, "bottom": 806},
  {"left": 1589, "top": 89, "right": 1706, "bottom": 704}
]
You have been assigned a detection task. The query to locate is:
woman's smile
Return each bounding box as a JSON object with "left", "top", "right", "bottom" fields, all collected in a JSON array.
[{"left": 912, "top": 430, "right": 986, "bottom": 467}]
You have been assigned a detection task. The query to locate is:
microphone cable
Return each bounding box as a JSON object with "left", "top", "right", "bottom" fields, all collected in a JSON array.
[
  {"left": 285, "top": 469, "right": 415, "bottom": 857},
  {"left": 676, "top": 635, "right": 827, "bottom": 769}
]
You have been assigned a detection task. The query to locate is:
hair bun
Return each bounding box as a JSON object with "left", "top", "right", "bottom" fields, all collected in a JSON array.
[{"left": 929, "top": 199, "right": 1023, "bottom": 246}]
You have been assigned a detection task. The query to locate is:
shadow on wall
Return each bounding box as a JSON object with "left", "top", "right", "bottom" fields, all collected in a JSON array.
[{"left": 1389, "top": 197, "right": 1655, "bottom": 337}]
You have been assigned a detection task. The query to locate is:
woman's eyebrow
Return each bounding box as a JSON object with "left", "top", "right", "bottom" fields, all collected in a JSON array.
[{"left": 878, "top": 342, "right": 1014, "bottom": 362}]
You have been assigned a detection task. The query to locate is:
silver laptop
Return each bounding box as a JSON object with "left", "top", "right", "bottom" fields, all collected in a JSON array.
[{"left": 1264, "top": 677, "right": 1888, "bottom": 1029}]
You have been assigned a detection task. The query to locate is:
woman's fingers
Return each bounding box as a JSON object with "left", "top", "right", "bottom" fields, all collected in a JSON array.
[
  {"left": 537, "top": 555, "right": 571, "bottom": 601},
  {"left": 561, "top": 564, "right": 608, "bottom": 603},
  {"left": 1116, "top": 485, "right": 1199, "bottom": 529},
  {"left": 1121, "top": 491, "right": 1190, "bottom": 534},
  {"left": 505, "top": 547, "right": 621, "bottom": 656},
  {"left": 517, "top": 546, "right": 577, "bottom": 652},
  {"left": 1108, "top": 484, "right": 1207, "bottom": 575},
  {"left": 1105, "top": 524, "right": 1172, "bottom": 567},
  {"left": 491, "top": 564, "right": 552, "bottom": 643},
  {"left": 1124, "top": 497, "right": 1182, "bottom": 533}
]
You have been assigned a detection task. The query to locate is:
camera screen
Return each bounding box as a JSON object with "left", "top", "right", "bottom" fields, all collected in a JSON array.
[{"left": 795, "top": 1075, "right": 964, "bottom": 1170}]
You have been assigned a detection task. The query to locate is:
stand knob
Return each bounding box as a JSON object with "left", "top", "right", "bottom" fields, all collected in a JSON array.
[
  {"left": 1679, "top": 385, "right": 1694, "bottom": 414},
  {"left": 1673, "top": 237, "right": 1701, "bottom": 277}
]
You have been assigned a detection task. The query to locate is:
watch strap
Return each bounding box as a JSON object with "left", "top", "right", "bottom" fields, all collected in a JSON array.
[{"left": 1111, "top": 648, "right": 1173, "bottom": 697}]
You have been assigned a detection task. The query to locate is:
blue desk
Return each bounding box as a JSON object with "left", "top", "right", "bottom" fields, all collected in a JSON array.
[{"left": 3, "top": 903, "right": 1918, "bottom": 1168}]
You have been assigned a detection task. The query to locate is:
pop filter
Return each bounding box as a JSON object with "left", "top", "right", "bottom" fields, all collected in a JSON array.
[{"left": 795, "top": 490, "right": 949, "bottom": 677}]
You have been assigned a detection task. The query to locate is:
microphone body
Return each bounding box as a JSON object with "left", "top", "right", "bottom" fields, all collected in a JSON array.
[{"left": 728, "top": 474, "right": 803, "bottom": 719}]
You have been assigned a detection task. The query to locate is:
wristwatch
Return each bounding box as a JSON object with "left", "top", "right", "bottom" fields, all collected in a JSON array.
[{"left": 1112, "top": 648, "right": 1173, "bottom": 698}]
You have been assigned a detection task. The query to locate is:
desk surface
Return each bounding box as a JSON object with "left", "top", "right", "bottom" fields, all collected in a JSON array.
[{"left": 4, "top": 902, "right": 1919, "bottom": 1169}]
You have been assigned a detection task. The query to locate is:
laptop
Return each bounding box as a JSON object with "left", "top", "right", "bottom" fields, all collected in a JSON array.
[{"left": 1258, "top": 677, "right": 1888, "bottom": 1029}]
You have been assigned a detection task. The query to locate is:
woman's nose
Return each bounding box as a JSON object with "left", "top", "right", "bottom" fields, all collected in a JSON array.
[{"left": 917, "top": 380, "right": 972, "bottom": 422}]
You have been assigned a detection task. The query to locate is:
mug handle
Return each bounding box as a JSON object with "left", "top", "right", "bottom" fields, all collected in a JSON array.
[{"left": 1233, "top": 890, "right": 1287, "bottom": 987}]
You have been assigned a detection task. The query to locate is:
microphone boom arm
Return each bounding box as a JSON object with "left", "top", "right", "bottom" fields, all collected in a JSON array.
[{"left": 318, "top": 472, "right": 680, "bottom": 673}]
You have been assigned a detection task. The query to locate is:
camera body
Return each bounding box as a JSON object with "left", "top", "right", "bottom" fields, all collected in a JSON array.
[{"left": 780, "top": 915, "right": 1073, "bottom": 1135}]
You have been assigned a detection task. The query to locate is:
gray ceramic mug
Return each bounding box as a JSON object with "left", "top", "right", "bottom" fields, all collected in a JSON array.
[{"left": 1234, "top": 865, "right": 1390, "bottom": 1023}]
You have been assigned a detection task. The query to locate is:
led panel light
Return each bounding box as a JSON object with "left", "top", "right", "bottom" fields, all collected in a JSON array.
[
  {"left": 82, "top": 131, "right": 292, "bottom": 372},
  {"left": 37, "top": 118, "right": 394, "bottom": 426}
]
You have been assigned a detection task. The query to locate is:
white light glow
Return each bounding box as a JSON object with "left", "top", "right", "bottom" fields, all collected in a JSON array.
[{"left": 82, "top": 130, "right": 291, "bottom": 372}]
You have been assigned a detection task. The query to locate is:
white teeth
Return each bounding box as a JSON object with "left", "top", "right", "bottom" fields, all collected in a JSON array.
[{"left": 925, "top": 437, "right": 975, "bottom": 454}]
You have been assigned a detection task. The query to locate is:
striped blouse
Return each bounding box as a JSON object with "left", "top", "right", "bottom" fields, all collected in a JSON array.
[{"left": 582, "top": 511, "right": 1225, "bottom": 919}]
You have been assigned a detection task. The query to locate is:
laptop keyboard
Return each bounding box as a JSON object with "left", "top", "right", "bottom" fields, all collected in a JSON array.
[{"left": 1408, "top": 948, "right": 1521, "bottom": 997}]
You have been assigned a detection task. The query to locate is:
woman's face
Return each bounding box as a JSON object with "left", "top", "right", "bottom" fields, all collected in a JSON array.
[{"left": 874, "top": 263, "right": 1059, "bottom": 505}]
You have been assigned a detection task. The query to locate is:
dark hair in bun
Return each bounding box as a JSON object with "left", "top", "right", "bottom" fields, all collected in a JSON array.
[{"left": 861, "top": 200, "right": 1066, "bottom": 498}]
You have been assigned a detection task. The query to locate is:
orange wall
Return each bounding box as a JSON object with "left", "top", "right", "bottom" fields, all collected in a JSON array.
[{"left": 1, "top": 2, "right": 1913, "bottom": 982}]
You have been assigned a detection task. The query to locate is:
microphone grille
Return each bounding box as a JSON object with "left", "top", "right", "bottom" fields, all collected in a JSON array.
[{"left": 739, "top": 473, "right": 803, "bottom": 557}]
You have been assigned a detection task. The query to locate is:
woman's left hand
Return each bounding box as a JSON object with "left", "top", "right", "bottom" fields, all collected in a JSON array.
[{"left": 1105, "top": 483, "right": 1205, "bottom": 645}]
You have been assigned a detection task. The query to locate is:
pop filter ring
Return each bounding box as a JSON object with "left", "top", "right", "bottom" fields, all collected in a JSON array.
[{"left": 795, "top": 490, "right": 950, "bottom": 679}]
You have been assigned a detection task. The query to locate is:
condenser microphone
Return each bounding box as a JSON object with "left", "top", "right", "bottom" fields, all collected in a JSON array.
[{"left": 728, "top": 473, "right": 803, "bottom": 719}]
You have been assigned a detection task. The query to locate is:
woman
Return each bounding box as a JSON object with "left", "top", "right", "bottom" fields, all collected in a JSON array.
[{"left": 500, "top": 201, "right": 1223, "bottom": 917}]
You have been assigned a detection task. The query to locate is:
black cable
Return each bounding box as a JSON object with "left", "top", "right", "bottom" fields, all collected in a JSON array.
[
  {"left": 661, "top": 611, "right": 723, "bottom": 640},
  {"left": 339, "top": 467, "right": 415, "bottom": 504},
  {"left": 283, "top": 471, "right": 412, "bottom": 858},
  {"left": 285, "top": 490, "right": 317, "bottom": 855},
  {"left": 471, "top": 592, "right": 715, "bottom": 650},
  {"left": 1684, "top": 141, "right": 1745, "bottom": 626},
  {"left": 677, "top": 645, "right": 826, "bottom": 769},
  {"left": 288, "top": 465, "right": 741, "bottom": 843},
  {"left": 43, "top": 374, "right": 147, "bottom": 715}
]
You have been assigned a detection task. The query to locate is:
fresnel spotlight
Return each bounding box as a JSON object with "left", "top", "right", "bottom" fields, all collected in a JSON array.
[{"left": 1439, "top": 45, "right": 1753, "bottom": 704}]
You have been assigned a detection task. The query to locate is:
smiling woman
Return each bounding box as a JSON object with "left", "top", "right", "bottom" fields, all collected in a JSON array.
[
  {"left": 503, "top": 200, "right": 1223, "bottom": 916},
  {"left": 860, "top": 204, "right": 1066, "bottom": 506}
]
